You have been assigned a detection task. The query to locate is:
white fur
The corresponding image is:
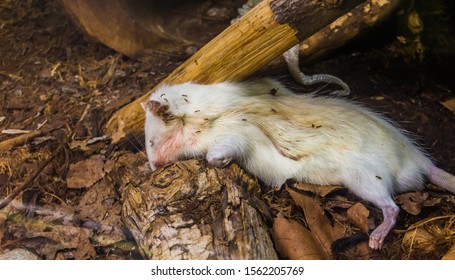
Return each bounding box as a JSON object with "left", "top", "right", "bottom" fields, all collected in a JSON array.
[
  {"left": 143, "top": 78, "right": 454, "bottom": 249},
  {"left": 146, "top": 79, "right": 432, "bottom": 187}
]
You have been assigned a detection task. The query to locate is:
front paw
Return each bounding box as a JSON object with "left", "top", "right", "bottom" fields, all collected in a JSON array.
[{"left": 206, "top": 153, "right": 232, "bottom": 168}]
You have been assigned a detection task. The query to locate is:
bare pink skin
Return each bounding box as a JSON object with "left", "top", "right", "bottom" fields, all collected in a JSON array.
[
  {"left": 428, "top": 166, "right": 455, "bottom": 190},
  {"left": 152, "top": 128, "right": 185, "bottom": 168},
  {"left": 369, "top": 204, "right": 399, "bottom": 249}
]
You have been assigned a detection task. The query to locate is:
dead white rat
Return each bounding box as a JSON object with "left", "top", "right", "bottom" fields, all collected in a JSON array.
[{"left": 141, "top": 78, "right": 455, "bottom": 250}]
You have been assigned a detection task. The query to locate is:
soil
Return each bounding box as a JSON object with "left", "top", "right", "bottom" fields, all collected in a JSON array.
[{"left": 0, "top": 0, "right": 454, "bottom": 260}]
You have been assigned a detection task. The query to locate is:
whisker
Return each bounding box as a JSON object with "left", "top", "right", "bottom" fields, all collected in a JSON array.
[
  {"left": 131, "top": 132, "right": 145, "bottom": 150},
  {"left": 125, "top": 133, "right": 146, "bottom": 155}
]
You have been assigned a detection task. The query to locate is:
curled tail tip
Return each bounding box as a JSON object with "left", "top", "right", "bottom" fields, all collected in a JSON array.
[{"left": 428, "top": 165, "right": 455, "bottom": 193}]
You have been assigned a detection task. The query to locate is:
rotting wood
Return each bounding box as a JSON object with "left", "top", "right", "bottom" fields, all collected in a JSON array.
[
  {"left": 121, "top": 159, "right": 277, "bottom": 260},
  {"left": 104, "top": 0, "right": 367, "bottom": 143}
]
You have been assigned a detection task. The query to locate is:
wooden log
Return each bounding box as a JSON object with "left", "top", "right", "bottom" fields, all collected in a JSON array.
[
  {"left": 299, "top": 0, "right": 403, "bottom": 62},
  {"left": 59, "top": 0, "right": 174, "bottom": 59},
  {"left": 104, "top": 0, "right": 366, "bottom": 143},
  {"left": 121, "top": 159, "right": 277, "bottom": 259}
]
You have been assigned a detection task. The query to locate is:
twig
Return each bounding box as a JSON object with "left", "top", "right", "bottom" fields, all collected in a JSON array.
[
  {"left": 0, "top": 143, "right": 64, "bottom": 211},
  {"left": 0, "top": 130, "right": 43, "bottom": 154}
]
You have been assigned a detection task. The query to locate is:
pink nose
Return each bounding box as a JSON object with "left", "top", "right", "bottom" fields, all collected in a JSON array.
[{"left": 153, "top": 161, "right": 164, "bottom": 169}]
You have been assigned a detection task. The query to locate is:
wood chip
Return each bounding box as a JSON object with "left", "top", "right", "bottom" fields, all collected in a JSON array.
[{"left": 66, "top": 155, "right": 105, "bottom": 189}]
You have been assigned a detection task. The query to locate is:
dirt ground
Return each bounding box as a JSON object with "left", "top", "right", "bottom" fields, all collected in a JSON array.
[{"left": 0, "top": 1, "right": 454, "bottom": 260}]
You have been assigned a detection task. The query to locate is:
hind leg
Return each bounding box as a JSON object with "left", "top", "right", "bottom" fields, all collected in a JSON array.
[
  {"left": 369, "top": 201, "right": 399, "bottom": 249},
  {"left": 344, "top": 175, "right": 399, "bottom": 249}
]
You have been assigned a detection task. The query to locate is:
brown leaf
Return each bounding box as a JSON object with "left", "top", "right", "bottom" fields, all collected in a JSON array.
[
  {"left": 293, "top": 182, "right": 343, "bottom": 197},
  {"left": 76, "top": 178, "right": 124, "bottom": 241},
  {"left": 66, "top": 155, "right": 105, "bottom": 188},
  {"left": 287, "top": 187, "right": 334, "bottom": 257},
  {"left": 273, "top": 213, "right": 330, "bottom": 260},
  {"left": 42, "top": 119, "right": 65, "bottom": 133},
  {"left": 332, "top": 221, "right": 348, "bottom": 240},
  {"left": 346, "top": 202, "right": 370, "bottom": 233},
  {"left": 442, "top": 246, "right": 455, "bottom": 260},
  {"left": 395, "top": 192, "right": 443, "bottom": 215},
  {"left": 325, "top": 195, "right": 355, "bottom": 209}
]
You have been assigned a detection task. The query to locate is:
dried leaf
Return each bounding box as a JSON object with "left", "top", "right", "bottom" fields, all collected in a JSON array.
[
  {"left": 69, "top": 140, "right": 90, "bottom": 151},
  {"left": 76, "top": 178, "right": 124, "bottom": 242},
  {"left": 293, "top": 182, "right": 343, "bottom": 197},
  {"left": 66, "top": 155, "right": 105, "bottom": 188},
  {"left": 396, "top": 192, "right": 427, "bottom": 215},
  {"left": 422, "top": 197, "right": 442, "bottom": 207},
  {"left": 346, "top": 202, "right": 370, "bottom": 233},
  {"left": 332, "top": 221, "right": 348, "bottom": 240},
  {"left": 326, "top": 195, "right": 355, "bottom": 209},
  {"left": 41, "top": 119, "right": 65, "bottom": 133},
  {"left": 287, "top": 187, "right": 334, "bottom": 257},
  {"left": 442, "top": 246, "right": 455, "bottom": 260},
  {"left": 395, "top": 192, "right": 442, "bottom": 215},
  {"left": 273, "top": 214, "right": 330, "bottom": 260}
]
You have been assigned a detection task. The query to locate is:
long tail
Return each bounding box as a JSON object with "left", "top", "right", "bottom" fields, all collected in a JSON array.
[{"left": 428, "top": 165, "right": 455, "bottom": 193}]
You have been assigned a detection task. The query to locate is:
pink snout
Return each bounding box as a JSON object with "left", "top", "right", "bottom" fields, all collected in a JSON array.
[{"left": 150, "top": 160, "right": 165, "bottom": 171}]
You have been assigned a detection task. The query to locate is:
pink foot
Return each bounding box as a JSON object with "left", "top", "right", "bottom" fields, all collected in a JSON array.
[{"left": 369, "top": 204, "right": 399, "bottom": 249}]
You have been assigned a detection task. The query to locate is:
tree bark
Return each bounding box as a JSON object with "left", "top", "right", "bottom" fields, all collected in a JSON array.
[
  {"left": 104, "top": 0, "right": 368, "bottom": 144},
  {"left": 121, "top": 159, "right": 277, "bottom": 259},
  {"left": 298, "top": 0, "right": 403, "bottom": 62}
]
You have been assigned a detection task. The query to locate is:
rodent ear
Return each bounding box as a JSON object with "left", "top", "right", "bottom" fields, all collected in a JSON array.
[
  {"left": 141, "top": 100, "right": 163, "bottom": 114},
  {"left": 140, "top": 102, "right": 148, "bottom": 112}
]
